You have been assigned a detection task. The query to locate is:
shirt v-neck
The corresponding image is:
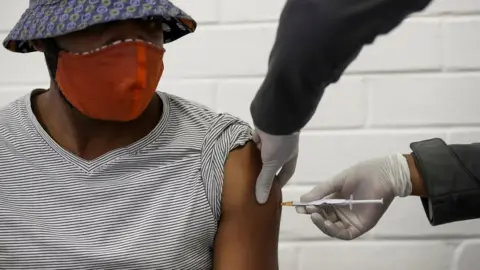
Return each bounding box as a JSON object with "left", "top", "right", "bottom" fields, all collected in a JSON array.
[{"left": 23, "top": 89, "right": 171, "bottom": 174}]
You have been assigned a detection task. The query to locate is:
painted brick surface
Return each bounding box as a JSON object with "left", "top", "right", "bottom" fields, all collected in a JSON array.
[{"left": 0, "top": 0, "right": 479, "bottom": 269}]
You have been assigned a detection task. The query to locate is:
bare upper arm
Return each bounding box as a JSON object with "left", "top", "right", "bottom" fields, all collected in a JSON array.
[{"left": 213, "top": 141, "right": 282, "bottom": 270}]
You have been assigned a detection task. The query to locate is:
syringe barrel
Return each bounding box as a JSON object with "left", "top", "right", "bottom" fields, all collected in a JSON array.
[{"left": 350, "top": 200, "right": 383, "bottom": 204}]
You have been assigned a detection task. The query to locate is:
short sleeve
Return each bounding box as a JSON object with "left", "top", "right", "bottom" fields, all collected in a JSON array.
[{"left": 200, "top": 114, "right": 253, "bottom": 222}]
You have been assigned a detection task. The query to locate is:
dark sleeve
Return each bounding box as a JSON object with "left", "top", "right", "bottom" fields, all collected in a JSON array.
[
  {"left": 410, "top": 138, "right": 480, "bottom": 226},
  {"left": 250, "top": 0, "right": 433, "bottom": 135}
]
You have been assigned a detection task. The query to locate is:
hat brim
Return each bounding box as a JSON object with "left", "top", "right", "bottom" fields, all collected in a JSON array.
[{"left": 3, "top": 0, "right": 197, "bottom": 53}]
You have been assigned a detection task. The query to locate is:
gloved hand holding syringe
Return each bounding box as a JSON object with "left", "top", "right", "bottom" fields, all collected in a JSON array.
[{"left": 281, "top": 195, "right": 383, "bottom": 210}]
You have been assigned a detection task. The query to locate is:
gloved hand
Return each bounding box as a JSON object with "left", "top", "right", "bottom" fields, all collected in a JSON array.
[
  {"left": 296, "top": 153, "right": 412, "bottom": 240},
  {"left": 253, "top": 127, "right": 299, "bottom": 204}
]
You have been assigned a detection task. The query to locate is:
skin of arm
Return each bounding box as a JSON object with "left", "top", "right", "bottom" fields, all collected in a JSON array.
[
  {"left": 213, "top": 141, "right": 282, "bottom": 270},
  {"left": 405, "top": 154, "right": 427, "bottom": 197}
]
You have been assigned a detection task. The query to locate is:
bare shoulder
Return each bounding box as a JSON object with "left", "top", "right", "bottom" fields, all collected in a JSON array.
[
  {"left": 223, "top": 141, "right": 282, "bottom": 209},
  {"left": 213, "top": 141, "right": 281, "bottom": 270}
]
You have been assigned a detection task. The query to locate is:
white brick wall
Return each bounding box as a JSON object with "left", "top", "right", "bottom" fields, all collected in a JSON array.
[{"left": 1, "top": 0, "right": 479, "bottom": 269}]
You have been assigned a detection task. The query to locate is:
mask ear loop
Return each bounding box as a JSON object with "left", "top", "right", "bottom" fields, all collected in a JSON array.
[{"left": 43, "top": 39, "right": 74, "bottom": 109}]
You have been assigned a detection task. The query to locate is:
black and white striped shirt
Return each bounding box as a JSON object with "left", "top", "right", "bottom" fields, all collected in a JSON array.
[{"left": 0, "top": 90, "right": 252, "bottom": 269}]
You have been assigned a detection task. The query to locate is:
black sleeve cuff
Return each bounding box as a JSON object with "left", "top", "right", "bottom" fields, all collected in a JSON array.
[{"left": 410, "top": 138, "right": 478, "bottom": 226}]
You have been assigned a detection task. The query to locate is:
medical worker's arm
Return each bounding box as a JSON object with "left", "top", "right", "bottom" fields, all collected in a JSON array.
[
  {"left": 410, "top": 139, "right": 480, "bottom": 225},
  {"left": 298, "top": 138, "right": 480, "bottom": 240},
  {"left": 250, "top": 0, "right": 433, "bottom": 135},
  {"left": 213, "top": 141, "right": 281, "bottom": 270}
]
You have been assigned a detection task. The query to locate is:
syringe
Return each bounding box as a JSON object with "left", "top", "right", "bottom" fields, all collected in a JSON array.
[{"left": 281, "top": 195, "right": 383, "bottom": 210}]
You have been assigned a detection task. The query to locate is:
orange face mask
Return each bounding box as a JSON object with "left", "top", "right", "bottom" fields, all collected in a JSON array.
[{"left": 55, "top": 40, "right": 165, "bottom": 122}]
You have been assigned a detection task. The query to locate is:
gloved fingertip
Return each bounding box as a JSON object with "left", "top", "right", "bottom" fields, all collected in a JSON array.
[
  {"left": 310, "top": 212, "right": 327, "bottom": 230},
  {"left": 256, "top": 192, "right": 268, "bottom": 204},
  {"left": 311, "top": 212, "right": 323, "bottom": 220},
  {"left": 295, "top": 206, "right": 307, "bottom": 214},
  {"left": 305, "top": 205, "right": 317, "bottom": 214},
  {"left": 324, "top": 219, "right": 334, "bottom": 228},
  {"left": 255, "top": 169, "right": 276, "bottom": 204},
  {"left": 255, "top": 182, "right": 272, "bottom": 204}
]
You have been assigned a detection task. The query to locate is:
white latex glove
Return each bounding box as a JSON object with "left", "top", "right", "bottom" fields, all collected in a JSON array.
[
  {"left": 253, "top": 128, "right": 299, "bottom": 204},
  {"left": 296, "top": 153, "right": 412, "bottom": 240}
]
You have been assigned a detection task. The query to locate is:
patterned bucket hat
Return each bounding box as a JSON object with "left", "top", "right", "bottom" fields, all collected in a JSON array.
[{"left": 3, "top": 0, "right": 197, "bottom": 53}]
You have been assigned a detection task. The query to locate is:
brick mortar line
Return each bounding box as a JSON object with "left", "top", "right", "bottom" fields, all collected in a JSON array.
[
  {"left": 279, "top": 237, "right": 480, "bottom": 244},
  {"left": 2, "top": 68, "right": 480, "bottom": 87}
]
